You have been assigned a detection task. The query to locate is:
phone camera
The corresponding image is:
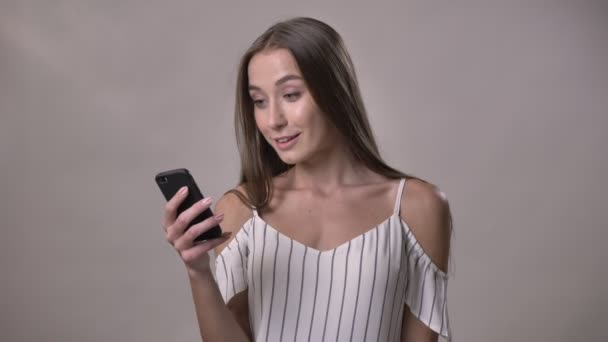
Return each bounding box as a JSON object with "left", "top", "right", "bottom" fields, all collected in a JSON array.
[{"left": 158, "top": 176, "right": 168, "bottom": 184}]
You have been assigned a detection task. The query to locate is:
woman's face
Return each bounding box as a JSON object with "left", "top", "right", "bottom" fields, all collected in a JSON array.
[{"left": 248, "top": 48, "right": 338, "bottom": 165}]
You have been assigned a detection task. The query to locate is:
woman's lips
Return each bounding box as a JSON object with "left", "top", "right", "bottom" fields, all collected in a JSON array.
[{"left": 275, "top": 133, "right": 300, "bottom": 150}]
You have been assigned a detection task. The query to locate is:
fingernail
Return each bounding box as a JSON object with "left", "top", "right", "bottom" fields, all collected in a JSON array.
[
  {"left": 180, "top": 187, "right": 188, "bottom": 195},
  {"left": 214, "top": 213, "right": 224, "bottom": 222},
  {"left": 202, "top": 197, "right": 212, "bottom": 205}
]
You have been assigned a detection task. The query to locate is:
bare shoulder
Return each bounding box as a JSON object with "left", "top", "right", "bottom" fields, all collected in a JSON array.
[
  {"left": 213, "top": 184, "right": 254, "bottom": 255},
  {"left": 400, "top": 178, "right": 451, "bottom": 272}
]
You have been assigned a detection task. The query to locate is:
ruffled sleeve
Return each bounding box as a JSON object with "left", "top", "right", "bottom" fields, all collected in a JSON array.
[
  {"left": 403, "top": 234, "right": 451, "bottom": 340},
  {"left": 214, "top": 228, "right": 249, "bottom": 303}
]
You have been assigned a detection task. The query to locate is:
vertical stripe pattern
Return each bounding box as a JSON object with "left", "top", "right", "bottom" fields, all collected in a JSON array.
[{"left": 215, "top": 178, "right": 451, "bottom": 341}]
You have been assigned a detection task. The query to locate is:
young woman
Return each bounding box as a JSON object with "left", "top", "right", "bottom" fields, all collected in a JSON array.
[{"left": 162, "top": 17, "right": 452, "bottom": 342}]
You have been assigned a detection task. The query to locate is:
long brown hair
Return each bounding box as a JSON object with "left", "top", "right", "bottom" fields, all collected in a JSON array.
[{"left": 227, "top": 17, "right": 415, "bottom": 210}]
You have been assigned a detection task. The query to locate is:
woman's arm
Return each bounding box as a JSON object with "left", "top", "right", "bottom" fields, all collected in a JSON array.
[
  {"left": 188, "top": 271, "right": 251, "bottom": 342},
  {"left": 165, "top": 187, "right": 253, "bottom": 342},
  {"left": 190, "top": 189, "right": 254, "bottom": 341},
  {"left": 399, "top": 179, "right": 452, "bottom": 342}
]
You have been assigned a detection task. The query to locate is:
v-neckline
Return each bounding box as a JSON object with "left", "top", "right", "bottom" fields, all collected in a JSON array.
[{"left": 250, "top": 213, "right": 403, "bottom": 255}]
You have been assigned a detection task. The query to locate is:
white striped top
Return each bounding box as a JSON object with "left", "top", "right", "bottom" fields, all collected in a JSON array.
[{"left": 216, "top": 179, "right": 451, "bottom": 341}]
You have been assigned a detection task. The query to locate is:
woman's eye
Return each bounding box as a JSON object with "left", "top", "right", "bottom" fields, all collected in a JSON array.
[
  {"left": 253, "top": 99, "right": 266, "bottom": 107},
  {"left": 284, "top": 92, "right": 301, "bottom": 101}
]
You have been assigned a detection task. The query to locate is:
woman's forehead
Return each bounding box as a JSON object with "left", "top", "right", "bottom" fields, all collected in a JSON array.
[{"left": 248, "top": 49, "right": 303, "bottom": 87}]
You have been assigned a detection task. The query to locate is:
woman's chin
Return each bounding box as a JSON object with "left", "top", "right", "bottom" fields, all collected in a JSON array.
[
  {"left": 276, "top": 150, "right": 304, "bottom": 165},
  {"left": 278, "top": 155, "right": 298, "bottom": 165}
]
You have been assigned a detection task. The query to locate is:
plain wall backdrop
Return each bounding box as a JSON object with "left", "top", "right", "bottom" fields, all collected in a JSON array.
[{"left": 1, "top": 1, "right": 607, "bottom": 341}]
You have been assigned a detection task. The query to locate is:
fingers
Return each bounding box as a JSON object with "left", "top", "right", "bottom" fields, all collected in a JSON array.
[
  {"left": 167, "top": 197, "right": 214, "bottom": 242},
  {"left": 173, "top": 213, "right": 224, "bottom": 251},
  {"left": 180, "top": 232, "right": 232, "bottom": 264},
  {"left": 162, "top": 186, "right": 189, "bottom": 229},
  {"left": 161, "top": 188, "right": 229, "bottom": 270}
]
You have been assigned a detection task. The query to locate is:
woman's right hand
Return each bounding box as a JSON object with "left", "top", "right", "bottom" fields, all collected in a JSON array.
[{"left": 162, "top": 186, "right": 231, "bottom": 278}]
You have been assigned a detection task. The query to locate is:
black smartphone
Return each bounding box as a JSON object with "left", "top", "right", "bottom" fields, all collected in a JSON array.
[{"left": 155, "top": 168, "right": 222, "bottom": 242}]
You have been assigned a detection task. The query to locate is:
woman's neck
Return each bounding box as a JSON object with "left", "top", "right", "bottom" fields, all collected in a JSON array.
[{"left": 285, "top": 144, "right": 383, "bottom": 194}]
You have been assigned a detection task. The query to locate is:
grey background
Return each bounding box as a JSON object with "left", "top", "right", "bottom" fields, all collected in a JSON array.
[{"left": 1, "top": 1, "right": 607, "bottom": 341}]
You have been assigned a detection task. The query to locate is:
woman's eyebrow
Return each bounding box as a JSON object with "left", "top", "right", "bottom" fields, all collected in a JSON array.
[
  {"left": 248, "top": 74, "right": 303, "bottom": 91},
  {"left": 275, "top": 74, "right": 302, "bottom": 86}
]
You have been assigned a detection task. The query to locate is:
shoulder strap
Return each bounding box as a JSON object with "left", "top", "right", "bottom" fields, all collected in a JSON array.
[{"left": 393, "top": 178, "right": 407, "bottom": 215}]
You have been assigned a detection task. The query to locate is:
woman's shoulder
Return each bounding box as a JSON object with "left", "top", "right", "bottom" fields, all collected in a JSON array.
[
  {"left": 400, "top": 178, "right": 451, "bottom": 272},
  {"left": 213, "top": 184, "right": 255, "bottom": 255},
  {"left": 402, "top": 178, "right": 449, "bottom": 214}
]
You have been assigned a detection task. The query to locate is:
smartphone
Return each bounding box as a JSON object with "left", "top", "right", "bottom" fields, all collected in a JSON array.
[{"left": 155, "top": 168, "right": 222, "bottom": 242}]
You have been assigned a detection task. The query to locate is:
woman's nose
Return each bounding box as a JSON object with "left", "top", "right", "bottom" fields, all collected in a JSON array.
[{"left": 268, "top": 101, "right": 287, "bottom": 129}]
